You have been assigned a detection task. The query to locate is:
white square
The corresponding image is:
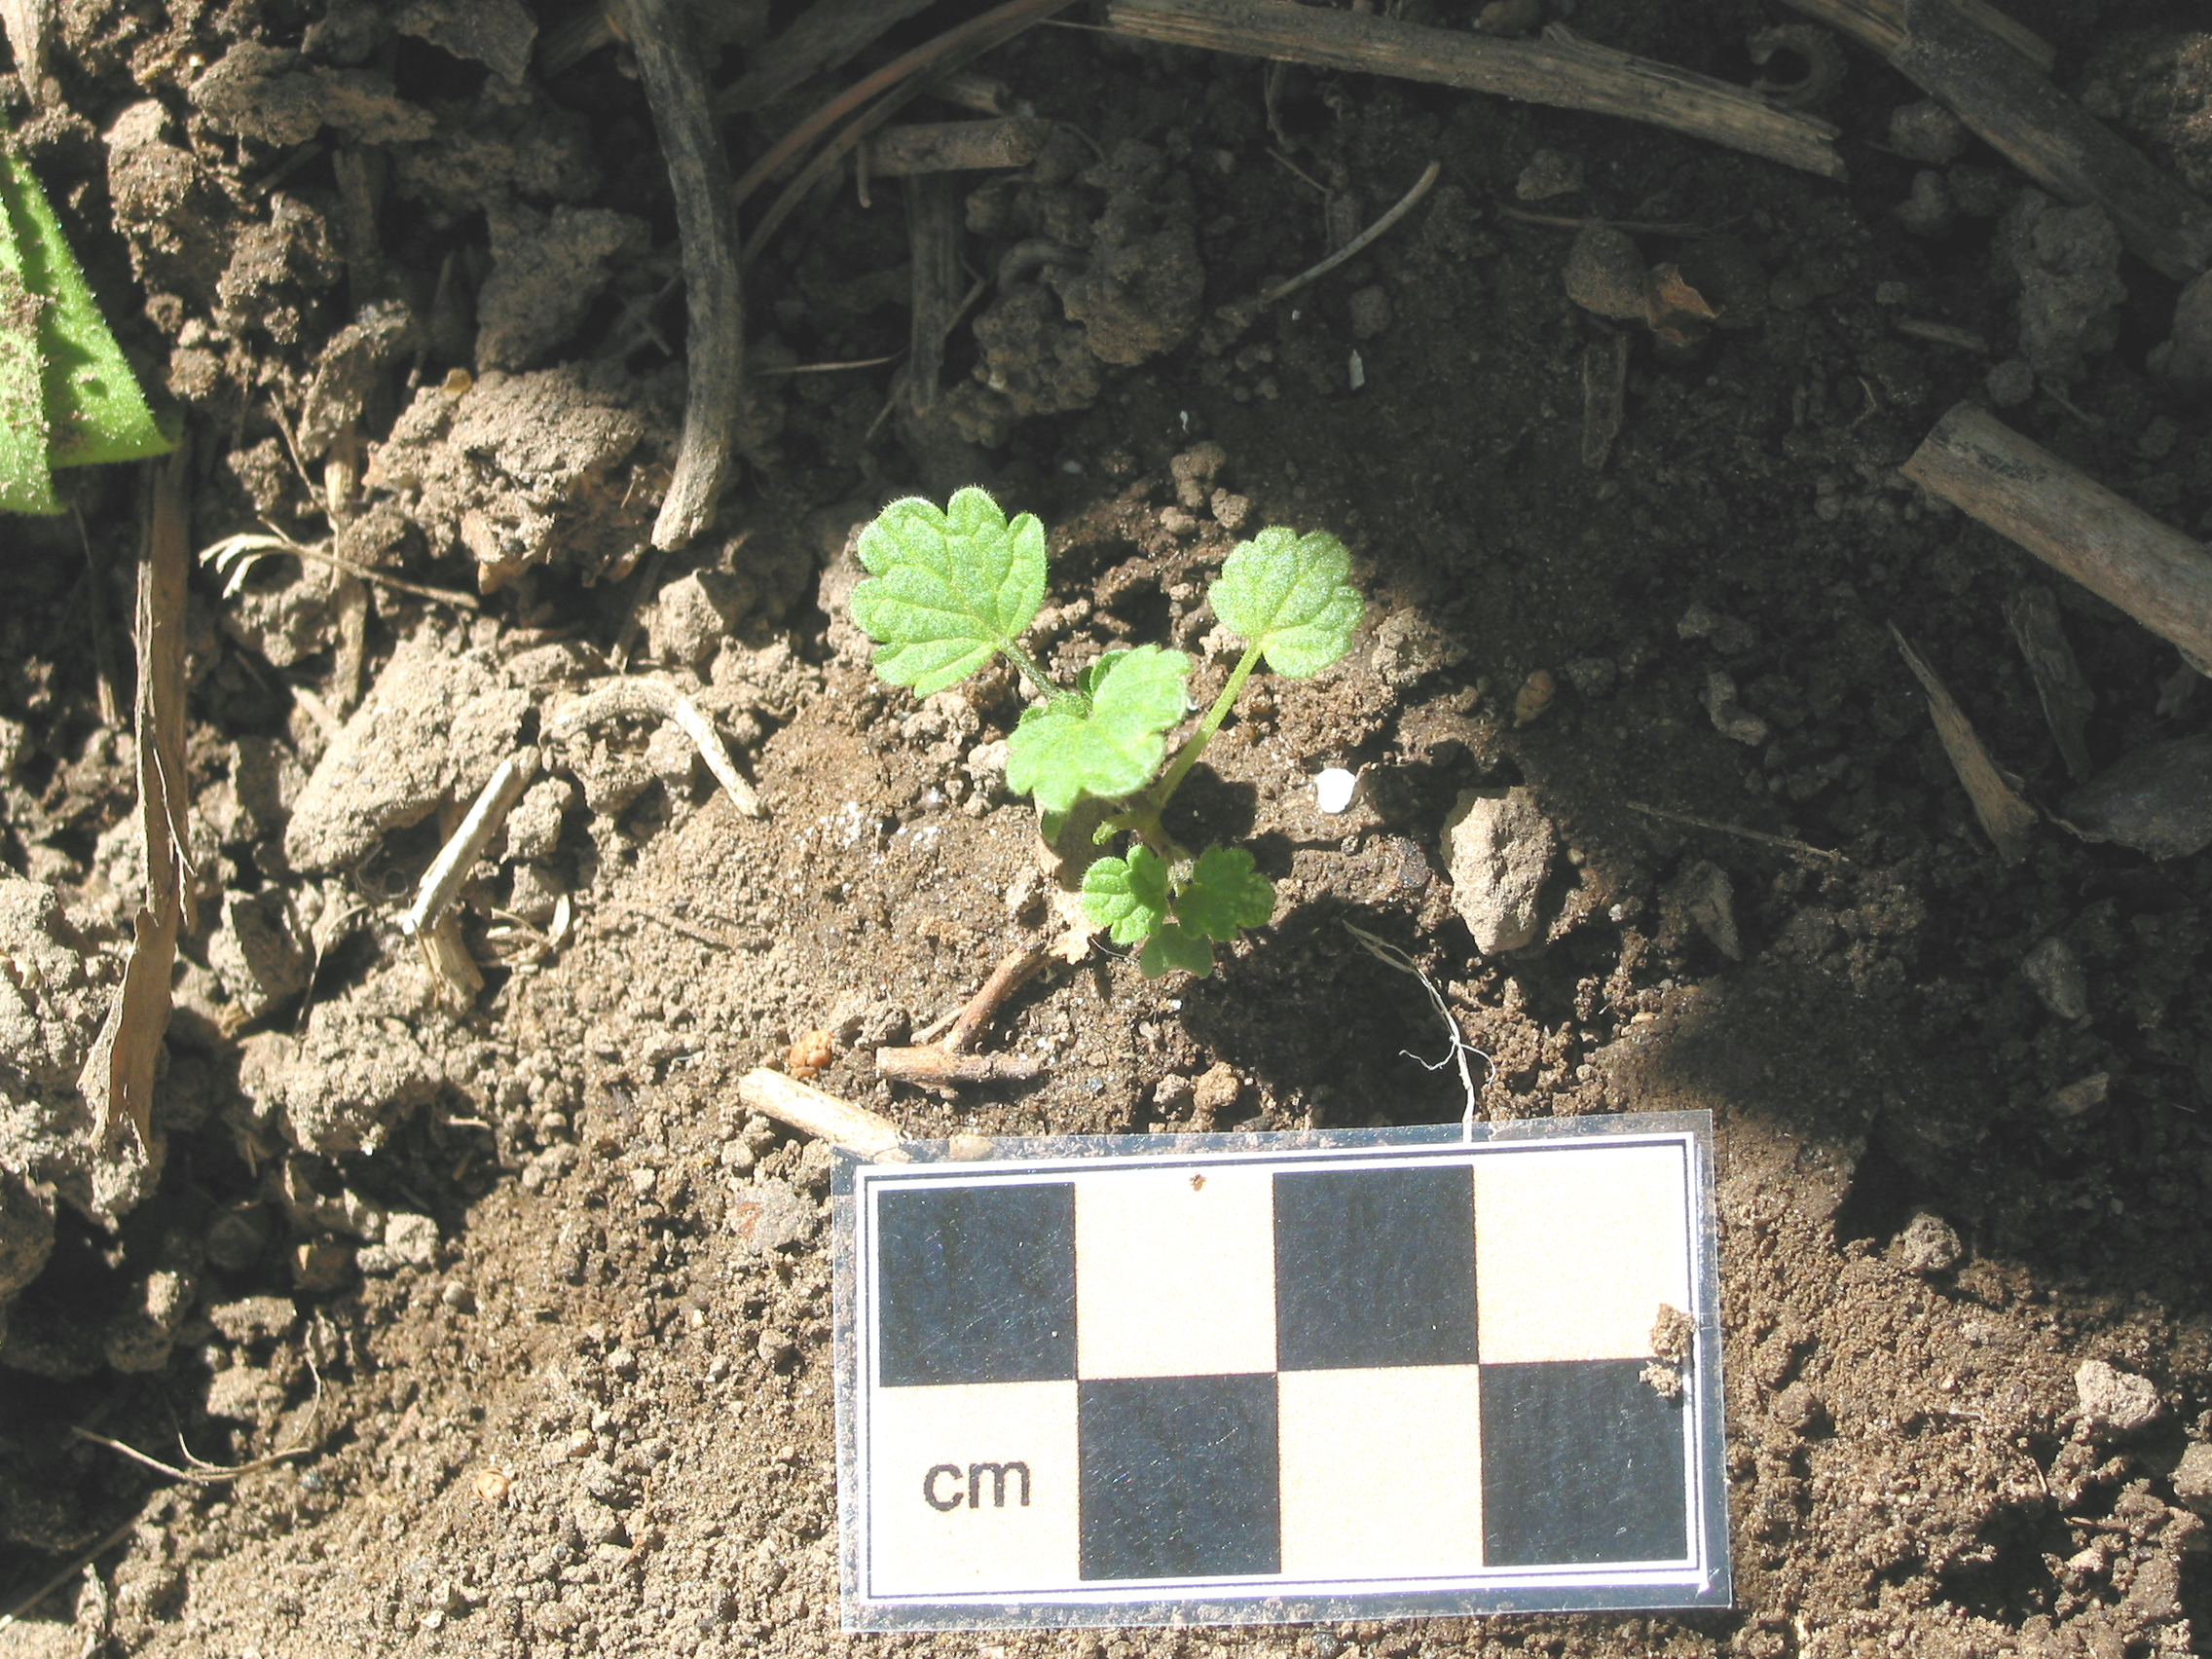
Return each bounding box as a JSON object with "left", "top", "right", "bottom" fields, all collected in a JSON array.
[
  {"left": 1074, "top": 1165, "right": 1276, "bottom": 1379},
  {"left": 1473, "top": 1144, "right": 1693, "bottom": 1364},
  {"left": 1278, "top": 1366, "right": 1485, "bottom": 1578},
  {"left": 866, "top": 1381, "right": 1080, "bottom": 1596}
]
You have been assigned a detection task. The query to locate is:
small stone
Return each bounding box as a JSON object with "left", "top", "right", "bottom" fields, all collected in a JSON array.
[
  {"left": 1191, "top": 1062, "right": 1241, "bottom": 1125},
  {"left": 945, "top": 1132, "right": 992, "bottom": 1161},
  {"left": 1888, "top": 99, "right": 1969, "bottom": 166},
  {"left": 2076, "top": 1359, "right": 2160, "bottom": 1434},
  {"left": 1514, "top": 148, "right": 1584, "bottom": 202},
  {"left": 1153, "top": 1074, "right": 1196, "bottom": 1115},
  {"left": 440, "top": 1281, "right": 475, "bottom": 1311},
  {"left": 1895, "top": 1209, "right": 1962, "bottom": 1274},
  {"left": 1564, "top": 222, "right": 1651, "bottom": 322},
  {"left": 203, "top": 1206, "right": 273, "bottom": 1272},
  {"left": 1347, "top": 285, "right": 1392, "bottom": 339},
  {"left": 1773, "top": 1382, "right": 1825, "bottom": 1433},
  {"left": 1677, "top": 600, "right": 1757, "bottom": 654},
  {"left": 756, "top": 1326, "right": 797, "bottom": 1366},
  {"left": 1563, "top": 656, "right": 1617, "bottom": 697},
  {"left": 293, "top": 1238, "right": 355, "bottom": 1293},
  {"left": 206, "top": 1295, "right": 298, "bottom": 1344},
  {"left": 1892, "top": 168, "right": 1955, "bottom": 239},
  {"left": 2172, "top": 1443, "right": 2212, "bottom": 1515},
  {"left": 1985, "top": 356, "right": 2036, "bottom": 408},
  {"left": 1209, "top": 489, "right": 1251, "bottom": 531},
  {"left": 725, "top": 1179, "right": 815, "bottom": 1254},
  {"left": 2061, "top": 734, "right": 2212, "bottom": 860},
  {"left": 1701, "top": 671, "right": 1769, "bottom": 747},
  {"left": 1668, "top": 860, "right": 1741, "bottom": 961},
  {"left": 2022, "top": 936, "right": 2088, "bottom": 1020},
  {"left": 605, "top": 1347, "right": 639, "bottom": 1382},
  {"left": 2045, "top": 1073, "right": 2109, "bottom": 1119},
  {"left": 1441, "top": 787, "right": 1556, "bottom": 954},
  {"left": 1512, "top": 669, "right": 1557, "bottom": 725},
  {"left": 382, "top": 1212, "right": 439, "bottom": 1269},
  {"left": 1313, "top": 768, "right": 1358, "bottom": 814}
]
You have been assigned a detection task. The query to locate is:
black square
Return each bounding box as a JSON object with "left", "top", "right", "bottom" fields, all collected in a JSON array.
[
  {"left": 1480, "top": 1359, "right": 1688, "bottom": 1566},
  {"left": 1078, "top": 1375, "right": 1280, "bottom": 1580},
  {"left": 1273, "top": 1163, "right": 1478, "bottom": 1371},
  {"left": 875, "top": 1182, "right": 1076, "bottom": 1387}
]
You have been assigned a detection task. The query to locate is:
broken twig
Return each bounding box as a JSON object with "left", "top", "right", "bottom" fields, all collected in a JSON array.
[
  {"left": 399, "top": 748, "right": 539, "bottom": 940},
  {"left": 1625, "top": 800, "right": 1847, "bottom": 866},
  {"left": 876, "top": 942, "right": 1049, "bottom": 1087},
  {"left": 81, "top": 444, "right": 192, "bottom": 1166},
  {"left": 738, "top": 1069, "right": 911, "bottom": 1161},
  {"left": 1102, "top": 0, "right": 1844, "bottom": 180},
  {"left": 1892, "top": 626, "right": 2038, "bottom": 865},
  {"left": 1784, "top": 0, "right": 2212, "bottom": 280},
  {"left": 546, "top": 676, "right": 763, "bottom": 818},
  {"left": 618, "top": 0, "right": 744, "bottom": 550},
  {"left": 1901, "top": 402, "right": 2212, "bottom": 673},
  {"left": 867, "top": 118, "right": 1051, "bottom": 176}
]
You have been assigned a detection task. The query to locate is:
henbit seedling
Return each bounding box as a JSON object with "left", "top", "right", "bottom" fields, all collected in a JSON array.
[
  {"left": 1, "top": 117, "right": 173, "bottom": 514},
  {"left": 850, "top": 487, "right": 1362, "bottom": 978}
]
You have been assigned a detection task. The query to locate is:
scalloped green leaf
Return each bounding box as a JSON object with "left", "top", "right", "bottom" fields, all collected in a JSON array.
[
  {"left": 849, "top": 486, "right": 1046, "bottom": 695},
  {"left": 1208, "top": 526, "right": 1363, "bottom": 679},
  {"left": 1004, "top": 645, "right": 1190, "bottom": 813},
  {"left": 1173, "top": 845, "right": 1275, "bottom": 943},
  {"left": 1137, "top": 922, "right": 1215, "bottom": 979},
  {"left": 1080, "top": 845, "right": 1170, "bottom": 945}
]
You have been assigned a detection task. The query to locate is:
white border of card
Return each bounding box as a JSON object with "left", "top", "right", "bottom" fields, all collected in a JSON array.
[{"left": 832, "top": 1112, "right": 1728, "bottom": 1631}]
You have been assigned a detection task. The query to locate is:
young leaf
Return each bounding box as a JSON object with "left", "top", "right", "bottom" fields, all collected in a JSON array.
[
  {"left": 1138, "top": 922, "right": 1215, "bottom": 979},
  {"left": 1173, "top": 845, "right": 1275, "bottom": 942},
  {"left": 849, "top": 486, "right": 1046, "bottom": 696},
  {"left": 1080, "top": 845, "right": 1169, "bottom": 944},
  {"left": 0, "top": 126, "right": 171, "bottom": 515},
  {"left": 1209, "top": 526, "right": 1363, "bottom": 678},
  {"left": 1005, "top": 645, "right": 1190, "bottom": 813}
]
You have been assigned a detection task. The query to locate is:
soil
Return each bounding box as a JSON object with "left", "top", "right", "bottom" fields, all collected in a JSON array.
[{"left": 4, "top": 1, "right": 2212, "bottom": 1657}]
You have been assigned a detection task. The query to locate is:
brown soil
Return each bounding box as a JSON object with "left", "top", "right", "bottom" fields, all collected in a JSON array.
[{"left": 4, "top": 2, "right": 2212, "bottom": 1658}]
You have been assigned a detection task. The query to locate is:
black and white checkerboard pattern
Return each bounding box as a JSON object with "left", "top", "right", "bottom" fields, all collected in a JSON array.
[{"left": 835, "top": 1121, "right": 1725, "bottom": 1629}]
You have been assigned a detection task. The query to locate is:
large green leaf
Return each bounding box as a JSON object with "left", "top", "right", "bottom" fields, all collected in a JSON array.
[
  {"left": 849, "top": 486, "right": 1046, "bottom": 695},
  {"left": 1004, "top": 645, "right": 1190, "bottom": 813},
  {"left": 1208, "top": 526, "right": 1363, "bottom": 679}
]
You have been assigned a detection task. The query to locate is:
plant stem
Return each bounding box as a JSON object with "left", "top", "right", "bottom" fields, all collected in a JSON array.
[
  {"left": 1151, "top": 641, "right": 1263, "bottom": 813},
  {"left": 1000, "top": 640, "right": 1058, "bottom": 700}
]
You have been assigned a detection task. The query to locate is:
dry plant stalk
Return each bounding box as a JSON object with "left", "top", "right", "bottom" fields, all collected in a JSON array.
[
  {"left": 400, "top": 748, "right": 539, "bottom": 939},
  {"left": 2002, "top": 586, "right": 2094, "bottom": 783},
  {"left": 1101, "top": 0, "right": 1845, "bottom": 180},
  {"left": 867, "top": 118, "right": 1051, "bottom": 176},
  {"left": 81, "top": 444, "right": 192, "bottom": 1164},
  {"left": 722, "top": 0, "right": 943, "bottom": 114},
  {"left": 1891, "top": 625, "right": 2038, "bottom": 865},
  {"left": 876, "top": 943, "right": 1049, "bottom": 1087},
  {"left": 618, "top": 0, "right": 744, "bottom": 550},
  {"left": 1902, "top": 402, "right": 2212, "bottom": 671},
  {"left": 1784, "top": 0, "right": 2212, "bottom": 281},
  {"left": 738, "top": 1069, "right": 911, "bottom": 1162},
  {"left": 904, "top": 173, "right": 963, "bottom": 414},
  {"left": 545, "top": 677, "right": 763, "bottom": 818}
]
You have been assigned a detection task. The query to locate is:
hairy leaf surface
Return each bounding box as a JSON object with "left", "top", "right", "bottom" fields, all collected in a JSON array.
[
  {"left": 1080, "top": 846, "right": 1169, "bottom": 944},
  {"left": 849, "top": 487, "right": 1046, "bottom": 695},
  {"left": 1209, "top": 526, "right": 1362, "bottom": 678},
  {"left": 1005, "top": 645, "right": 1189, "bottom": 813},
  {"left": 1174, "top": 845, "right": 1275, "bottom": 942}
]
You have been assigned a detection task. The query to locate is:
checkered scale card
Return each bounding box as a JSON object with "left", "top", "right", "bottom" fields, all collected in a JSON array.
[{"left": 831, "top": 1114, "right": 1726, "bottom": 1630}]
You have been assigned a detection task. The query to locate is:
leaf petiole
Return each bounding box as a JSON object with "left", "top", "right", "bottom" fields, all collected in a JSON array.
[{"left": 1149, "top": 641, "right": 1264, "bottom": 815}]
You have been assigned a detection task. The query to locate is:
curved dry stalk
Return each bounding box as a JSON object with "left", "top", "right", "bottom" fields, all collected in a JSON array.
[
  {"left": 619, "top": 0, "right": 744, "bottom": 551},
  {"left": 545, "top": 675, "right": 764, "bottom": 818}
]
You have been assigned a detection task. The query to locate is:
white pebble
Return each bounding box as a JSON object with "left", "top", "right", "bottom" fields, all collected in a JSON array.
[{"left": 1314, "top": 768, "right": 1359, "bottom": 814}]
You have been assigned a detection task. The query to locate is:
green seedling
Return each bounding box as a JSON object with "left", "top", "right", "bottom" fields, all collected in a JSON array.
[
  {"left": 851, "top": 487, "right": 1362, "bottom": 977},
  {"left": 1, "top": 117, "right": 173, "bottom": 514}
]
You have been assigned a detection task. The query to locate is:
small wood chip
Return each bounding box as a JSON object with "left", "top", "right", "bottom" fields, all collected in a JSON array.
[{"left": 1892, "top": 625, "right": 2038, "bottom": 865}]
